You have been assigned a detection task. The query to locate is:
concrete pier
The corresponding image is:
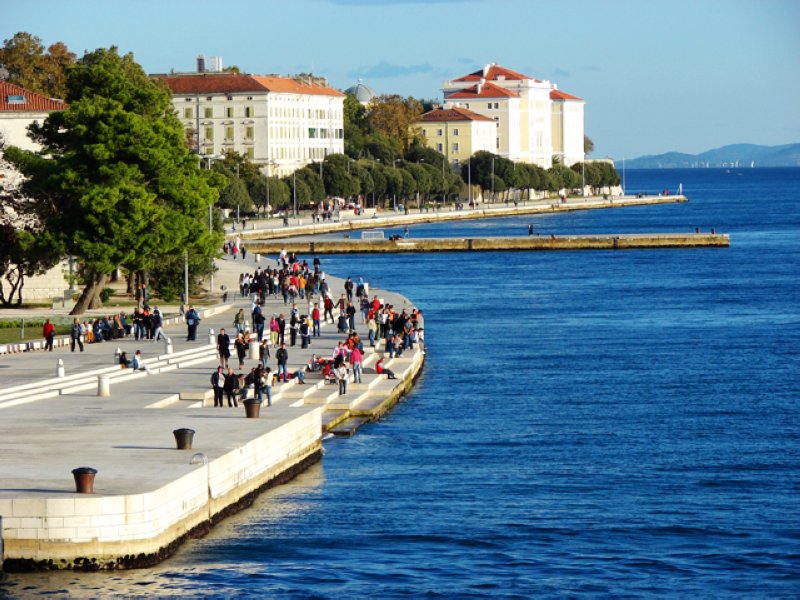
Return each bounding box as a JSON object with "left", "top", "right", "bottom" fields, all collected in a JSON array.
[
  {"left": 0, "top": 260, "right": 424, "bottom": 571},
  {"left": 245, "top": 232, "right": 729, "bottom": 255}
]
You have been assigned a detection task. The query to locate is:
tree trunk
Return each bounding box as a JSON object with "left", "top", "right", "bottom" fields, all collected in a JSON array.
[
  {"left": 126, "top": 270, "right": 135, "bottom": 295},
  {"left": 70, "top": 273, "right": 107, "bottom": 315}
]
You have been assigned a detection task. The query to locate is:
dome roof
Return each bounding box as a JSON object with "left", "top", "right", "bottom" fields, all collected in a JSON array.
[{"left": 345, "top": 80, "right": 376, "bottom": 104}]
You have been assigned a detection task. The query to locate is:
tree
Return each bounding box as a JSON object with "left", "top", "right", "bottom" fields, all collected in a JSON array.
[
  {"left": 217, "top": 170, "right": 253, "bottom": 212},
  {"left": 584, "top": 135, "right": 595, "bottom": 156},
  {"left": 367, "top": 94, "right": 424, "bottom": 151},
  {"left": 322, "top": 154, "right": 359, "bottom": 198},
  {"left": 0, "top": 32, "right": 76, "bottom": 98},
  {"left": 7, "top": 47, "right": 223, "bottom": 314},
  {"left": 296, "top": 165, "right": 326, "bottom": 202}
]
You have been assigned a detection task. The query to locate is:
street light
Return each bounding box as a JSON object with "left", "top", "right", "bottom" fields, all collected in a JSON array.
[
  {"left": 417, "top": 158, "right": 425, "bottom": 212},
  {"left": 491, "top": 156, "right": 495, "bottom": 204},
  {"left": 393, "top": 158, "right": 400, "bottom": 211},
  {"left": 292, "top": 170, "right": 297, "bottom": 218}
]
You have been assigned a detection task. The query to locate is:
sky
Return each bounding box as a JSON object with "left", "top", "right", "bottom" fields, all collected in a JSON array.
[{"left": 3, "top": 0, "right": 799, "bottom": 159}]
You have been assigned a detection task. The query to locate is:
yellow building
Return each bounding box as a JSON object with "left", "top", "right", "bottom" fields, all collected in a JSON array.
[{"left": 416, "top": 107, "right": 495, "bottom": 170}]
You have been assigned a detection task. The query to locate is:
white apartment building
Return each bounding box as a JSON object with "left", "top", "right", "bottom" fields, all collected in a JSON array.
[
  {"left": 157, "top": 72, "right": 345, "bottom": 177},
  {"left": 442, "top": 63, "right": 585, "bottom": 168}
]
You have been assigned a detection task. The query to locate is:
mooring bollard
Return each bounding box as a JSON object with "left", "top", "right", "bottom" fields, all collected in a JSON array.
[
  {"left": 72, "top": 467, "right": 98, "bottom": 493},
  {"left": 114, "top": 347, "right": 121, "bottom": 365},
  {"left": 249, "top": 340, "right": 259, "bottom": 360},
  {"left": 56, "top": 358, "right": 65, "bottom": 378},
  {"left": 208, "top": 328, "right": 215, "bottom": 345},
  {"left": 164, "top": 336, "right": 173, "bottom": 355},
  {"left": 97, "top": 375, "right": 111, "bottom": 397},
  {"left": 254, "top": 253, "right": 261, "bottom": 264},
  {"left": 172, "top": 428, "right": 195, "bottom": 450}
]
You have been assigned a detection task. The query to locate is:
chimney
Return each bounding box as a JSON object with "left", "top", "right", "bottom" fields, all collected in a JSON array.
[
  {"left": 197, "top": 55, "right": 206, "bottom": 73},
  {"left": 483, "top": 63, "right": 490, "bottom": 77}
]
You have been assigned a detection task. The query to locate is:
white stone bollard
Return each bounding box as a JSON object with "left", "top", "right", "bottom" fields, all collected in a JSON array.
[
  {"left": 97, "top": 375, "right": 111, "bottom": 397},
  {"left": 114, "top": 347, "right": 121, "bottom": 365},
  {"left": 56, "top": 359, "right": 65, "bottom": 378},
  {"left": 164, "top": 337, "right": 173, "bottom": 355},
  {"left": 208, "top": 328, "right": 215, "bottom": 345},
  {"left": 255, "top": 253, "right": 261, "bottom": 264},
  {"left": 249, "top": 340, "right": 259, "bottom": 360}
]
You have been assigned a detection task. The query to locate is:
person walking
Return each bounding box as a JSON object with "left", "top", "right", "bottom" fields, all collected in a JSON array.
[
  {"left": 151, "top": 307, "right": 164, "bottom": 342},
  {"left": 312, "top": 303, "right": 321, "bottom": 337},
  {"left": 233, "top": 308, "right": 246, "bottom": 334},
  {"left": 211, "top": 366, "right": 224, "bottom": 407},
  {"left": 335, "top": 363, "right": 348, "bottom": 396},
  {"left": 259, "top": 338, "right": 270, "bottom": 370},
  {"left": 350, "top": 345, "right": 363, "bottom": 384},
  {"left": 70, "top": 318, "right": 84, "bottom": 352},
  {"left": 276, "top": 342, "right": 289, "bottom": 382},
  {"left": 43, "top": 319, "right": 55, "bottom": 351},
  {"left": 234, "top": 333, "right": 248, "bottom": 370},
  {"left": 217, "top": 328, "right": 231, "bottom": 369},
  {"left": 185, "top": 306, "right": 200, "bottom": 341},
  {"left": 252, "top": 300, "right": 265, "bottom": 341},
  {"left": 223, "top": 367, "right": 239, "bottom": 407},
  {"left": 262, "top": 367, "right": 273, "bottom": 407}
]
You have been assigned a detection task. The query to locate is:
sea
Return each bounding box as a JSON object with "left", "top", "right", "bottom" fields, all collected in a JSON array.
[{"left": 2, "top": 168, "right": 798, "bottom": 598}]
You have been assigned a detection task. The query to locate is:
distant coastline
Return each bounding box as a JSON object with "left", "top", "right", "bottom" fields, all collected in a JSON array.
[{"left": 617, "top": 143, "right": 800, "bottom": 169}]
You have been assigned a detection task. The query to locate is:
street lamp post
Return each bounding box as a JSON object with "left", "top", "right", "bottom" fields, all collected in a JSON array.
[
  {"left": 293, "top": 170, "right": 297, "bottom": 218},
  {"left": 393, "top": 158, "right": 400, "bottom": 211},
  {"left": 468, "top": 158, "right": 472, "bottom": 207},
  {"left": 491, "top": 157, "right": 495, "bottom": 204}
]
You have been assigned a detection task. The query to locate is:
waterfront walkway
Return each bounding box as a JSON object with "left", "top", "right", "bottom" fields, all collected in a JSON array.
[{"left": 0, "top": 252, "right": 424, "bottom": 569}]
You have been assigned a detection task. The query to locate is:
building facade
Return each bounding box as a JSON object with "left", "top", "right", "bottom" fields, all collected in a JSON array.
[
  {"left": 442, "top": 64, "right": 585, "bottom": 168},
  {"left": 415, "top": 107, "right": 495, "bottom": 169},
  {"left": 156, "top": 73, "right": 345, "bottom": 177}
]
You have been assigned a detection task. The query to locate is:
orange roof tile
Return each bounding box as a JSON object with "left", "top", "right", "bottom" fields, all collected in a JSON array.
[
  {"left": 454, "top": 64, "right": 538, "bottom": 82},
  {"left": 447, "top": 82, "right": 519, "bottom": 99},
  {"left": 550, "top": 89, "right": 583, "bottom": 101},
  {"left": 155, "top": 73, "right": 343, "bottom": 97},
  {"left": 0, "top": 81, "right": 67, "bottom": 112},
  {"left": 419, "top": 107, "right": 494, "bottom": 122}
]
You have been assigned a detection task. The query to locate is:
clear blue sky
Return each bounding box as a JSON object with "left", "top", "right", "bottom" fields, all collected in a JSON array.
[{"left": 4, "top": 0, "right": 799, "bottom": 159}]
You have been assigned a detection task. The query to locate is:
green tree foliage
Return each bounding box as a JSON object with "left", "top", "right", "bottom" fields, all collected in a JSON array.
[
  {"left": 0, "top": 223, "right": 62, "bottom": 306},
  {"left": 571, "top": 161, "right": 620, "bottom": 193},
  {"left": 322, "top": 154, "right": 359, "bottom": 198},
  {"left": 8, "top": 47, "right": 223, "bottom": 314},
  {"left": 295, "top": 165, "right": 326, "bottom": 202},
  {"left": 548, "top": 164, "right": 581, "bottom": 191},
  {"left": 0, "top": 32, "right": 76, "bottom": 99},
  {"left": 216, "top": 169, "right": 253, "bottom": 212}
]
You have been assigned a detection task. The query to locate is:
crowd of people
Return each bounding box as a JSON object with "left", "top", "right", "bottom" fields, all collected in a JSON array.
[{"left": 209, "top": 249, "right": 424, "bottom": 407}]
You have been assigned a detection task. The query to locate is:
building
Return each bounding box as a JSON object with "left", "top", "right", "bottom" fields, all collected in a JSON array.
[
  {"left": 156, "top": 72, "right": 345, "bottom": 177},
  {"left": 415, "top": 107, "right": 495, "bottom": 169},
  {"left": 0, "top": 80, "right": 67, "bottom": 152},
  {"left": 442, "top": 63, "right": 585, "bottom": 168},
  {"left": 345, "top": 79, "right": 377, "bottom": 106},
  {"left": 0, "top": 81, "right": 69, "bottom": 302}
]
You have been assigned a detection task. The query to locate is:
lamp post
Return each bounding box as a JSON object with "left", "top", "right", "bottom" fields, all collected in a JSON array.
[
  {"left": 582, "top": 159, "right": 586, "bottom": 198},
  {"left": 468, "top": 158, "right": 472, "bottom": 207},
  {"left": 208, "top": 204, "right": 214, "bottom": 291},
  {"left": 441, "top": 158, "right": 446, "bottom": 211},
  {"left": 292, "top": 170, "right": 297, "bottom": 218},
  {"left": 393, "top": 158, "right": 400, "bottom": 211},
  {"left": 418, "top": 158, "right": 424, "bottom": 212},
  {"left": 622, "top": 157, "right": 626, "bottom": 196}
]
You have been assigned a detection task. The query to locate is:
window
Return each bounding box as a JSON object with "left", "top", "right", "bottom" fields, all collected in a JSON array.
[
  {"left": 183, "top": 107, "right": 193, "bottom": 119},
  {"left": 225, "top": 126, "right": 234, "bottom": 140},
  {"left": 495, "top": 102, "right": 499, "bottom": 109},
  {"left": 226, "top": 107, "right": 234, "bottom": 118},
  {"left": 453, "top": 128, "right": 459, "bottom": 136},
  {"left": 497, "top": 138, "right": 500, "bottom": 149},
  {"left": 204, "top": 126, "right": 213, "bottom": 140},
  {"left": 245, "top": 106, "right": 253, "bottom": 118},
  {"left": 204, "top": 107, "right": 213, "bottom": 118},
  {"left": 6, "top": 94, "right": 25, "bottom": 104},
  {"left": 452, "top": 143, "right": 459, "bottom": 152},
  {"left": 437, "top": 128, "right": 443, "bottom": 136},
  {"left": 437, "top": 143, "right": 443, "bottom": 152},
  {"left": 488, "top": 102, "right": 493, "bottom": 109},
  {"left": 245, "top": 126, "right": 254, "bottom": 140},
  {"left": 308, "top": 127, "right": 317, "bottom": 138},
  {"left": 464, "top": 104, "right": 469, "bottom": 109}
]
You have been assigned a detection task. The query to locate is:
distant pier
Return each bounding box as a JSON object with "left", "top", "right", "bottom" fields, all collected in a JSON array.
[{"left": 246, "top": 233, "right": 730, "bottom": 255}]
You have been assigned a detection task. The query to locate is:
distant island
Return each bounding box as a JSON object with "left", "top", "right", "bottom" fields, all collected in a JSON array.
[{"left": 618, "top": 143, "right": 800, "bottom": 169}]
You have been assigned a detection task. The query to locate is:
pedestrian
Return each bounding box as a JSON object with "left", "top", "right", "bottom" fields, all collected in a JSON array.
[
  {"left": 234, "top": 333, "right": 248, "bottom": 370},
  {"left": 185, "top": 306, "right": 200, "bottom": 341},
  {"left": 233, "top": 308, "right": 246, "bottom": 334},
  {"left": 312, "top": 303, "right": 321, "bottom": 336},
  {"left": 223, "top": 367, "right": 239, "bottom": 407},
  {"left": 43, "top": 319, "right": 55, "bottom": 351},
  {"left": 351, "top": 345, "right": 363, "bottom": 384},
  {"left": 262, "top": 367, "right": 273, "bottom": 406},
  {"left": 528, "top": 224, "right": 533, "bottom": 236},
  {"left": 259, "top": 338, "right": 270, "bottom": 370},
  {"left": 300, "top": 317, "right": 311, "bottom": 349},
  {"left": 217, "top": 328, "right": 231, "bottom": 369},
  {"left": 211, "top": 366, "right": 224, "bottom": 407},
  {"left": 252, "top": 300, "right": 265, "bottom": 341},
  {"left": 151, "top": 307, "right": 164, "bottom": 342},
  {"left": 70, "top": 318, "right": 84, "bottom": 352},
  {"left": 276, "top": 342, "right": 289, "bottom": 382},
  {"left": 335, "top": 363, "right": 348, "bottom": 395}
]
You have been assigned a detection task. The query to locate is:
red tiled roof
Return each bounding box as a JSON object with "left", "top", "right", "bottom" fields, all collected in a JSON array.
[
  {"left": 550, "top": 89, "right": 583, "bottom": 101},
  {"left": 447, "top": 82, "right": 519, "bottom": 99},
  {"left": 419, "top": 107, "right": 493, "bottom": 122},
  {"left": 454, "top": 64, "right": 537, "bottom": 82},
  {"left": 155, "top": 73, "right": 343, "bottom": 97},
  {"left": 0, "top": 81, "right": 67, "bottom": 112}
]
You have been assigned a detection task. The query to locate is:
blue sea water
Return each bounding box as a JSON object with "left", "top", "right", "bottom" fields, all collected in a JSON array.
[{"left": 3, "top": 168, "right": 799, "bottom": 598}]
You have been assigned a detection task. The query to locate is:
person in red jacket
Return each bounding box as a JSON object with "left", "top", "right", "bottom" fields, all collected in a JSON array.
[{"left": 43, "top": 319, "right": 56, "bottom": 351}]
